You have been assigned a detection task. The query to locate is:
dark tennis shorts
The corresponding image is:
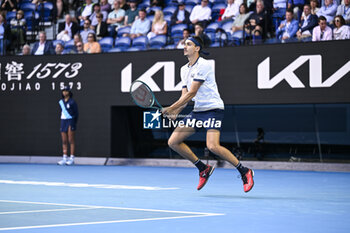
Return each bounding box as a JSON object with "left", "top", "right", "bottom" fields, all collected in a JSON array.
[
  {"left": 60, "top": 119, "right": 77, "bottom": 132},
  {"left": 181, "top": 109, "right": 224, "bottom": 131}
]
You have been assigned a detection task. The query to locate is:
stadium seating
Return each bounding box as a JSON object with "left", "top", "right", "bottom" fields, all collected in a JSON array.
[
  {"left": 99, "top": 37, "right": 114, "bottom": 52},
  {"left": 132, "top": 36, "right": 148, "bottom": 49},
  {"left": 115, "top": 37, "right": 132, "bottom": 50},
  {"left": 64, "top": 39, "right": 75, "bottom": 50},
  {"left": 149, "top": 35, "right": 167, "bottom": 49}
]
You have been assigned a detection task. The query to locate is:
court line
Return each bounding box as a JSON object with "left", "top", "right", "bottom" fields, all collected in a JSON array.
[
  {"left": 0, "top": 200, "right": 225, "bottom": 231},
  {"left": 0, "top": 207, "right": 101, "bottom": 215},
  {"left": 0, "top": 214, "right": 223, "bottom": 231},
  {"left": 0, "top": 179, "right": 179, "bottom": 191},
  {"left": 0, "top": 200, "right": 221, "bottom": 215}
]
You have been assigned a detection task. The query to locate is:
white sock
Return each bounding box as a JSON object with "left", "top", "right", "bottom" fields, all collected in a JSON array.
[
  {"left": 63, "top": 155, "right": 68, "bottom": 159},
  {"left": 70, "top": 155, "right": 75, "bottom": 159}
]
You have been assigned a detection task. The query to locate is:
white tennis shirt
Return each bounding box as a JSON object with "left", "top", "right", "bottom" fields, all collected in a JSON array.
[{"left": 180, "top": 57, "right": 224, "bottom": 112}]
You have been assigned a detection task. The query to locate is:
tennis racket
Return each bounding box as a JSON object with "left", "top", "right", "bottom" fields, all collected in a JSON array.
[{"left": 130, "top": 80, "right": 163, "bottom": 111}]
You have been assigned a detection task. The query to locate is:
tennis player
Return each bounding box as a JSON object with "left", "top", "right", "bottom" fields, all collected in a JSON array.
[
  {"left": 162, "top": 36, "right": 254, "bottom": 192},
  {"left": 57, "top": 86, "right": 79, "bottom": 166}
]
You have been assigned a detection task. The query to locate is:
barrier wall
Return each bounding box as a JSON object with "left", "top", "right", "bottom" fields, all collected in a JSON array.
[{"left": 0, "top": 41, "right": 349, "bottom": 157}]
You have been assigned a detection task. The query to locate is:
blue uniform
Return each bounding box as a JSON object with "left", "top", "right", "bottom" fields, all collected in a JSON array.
[{"left": 59, "top": 98, "right": 78, "bottom": 132}]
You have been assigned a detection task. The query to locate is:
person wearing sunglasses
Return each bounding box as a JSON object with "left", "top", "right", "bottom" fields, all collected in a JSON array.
[{"left": 333, "top": 15, "right": 350, "bottom": 40}]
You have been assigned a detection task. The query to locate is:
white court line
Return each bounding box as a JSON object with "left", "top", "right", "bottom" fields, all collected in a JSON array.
[
  {"left": 0, "top": 179, "right": 178, "bottom": 191},
  {"left": 0, "top": 200, "right": 225, "bottom": 231},
  {"left": 0, "top": 207, "right": 101, "bottom": 215}
]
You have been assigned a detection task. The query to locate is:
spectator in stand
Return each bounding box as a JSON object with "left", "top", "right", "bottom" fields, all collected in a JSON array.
[
  {"left": 107, "top": 0, "right": 125, "bottom": 37},
  {"left": 55, "top": 42, "right": 64, "bottom": 54},
  {"left": 272, "top": 0, "right": 287, "bottom": 30},
  {"left": 309, "top": 0, "right": 320, "bottom": 15},
  {"left": 74, "top": 33, "right": 83, "bottom": 47},
  {"left": 312, "top": 15, "right": 332, "bottom": 41},
  {"left": 32, "top": 31, "right": 55, "bottom": 55},
  {"left": 221, "top": 0, "right": 240, "bottom": 22},
  {"left": 75, "top": 41, "right": 85, "bottom": 53},
  {"left": 333, "top": 15, "right": 350, "bottom": 39},
  {"left": 194, "top": 22, "right": 211, "bottom": 47},
  {"left": 100, "top": 0, "right": 111, "bottom": 13},
  {"left": 57, "top": 14, "right": 79, "bottom": 42},
  {"left": 22, "top": 44, "right": 31, "bottom": 55},
  {"left": 80, "top": 19, "right": 95, "bottom": 43},
  {"left": 276, "top": 9, "right": 299, "bottom": 42},
  {"left": 84, "top": 32, "right": 101, "bottom": 53},
  {"left": 124, "top": 0, "right": 139, "bottom": 26},
  {"left": 297, "top": 4, "right": 318, "bottom": 40},
  {"left": 90, "top": 3, "right": 108, "bottom": 27},
  {"left": 287, "top": 0, "right": 305, "bottom": 20},
  {"left": 94, "top": 12, "right": 109, "bottom": 39},
  {"left": 245, "top": 0, "right": 268, "bottom": 38},
  {"left": 170, "top": 1, "right": 190, "bottom": 26},
  {"left": 10, "top": 10, "right": 26, "bottom": 48},
  {"left": 336, "top": 0, "right": 350, "bottom": 24},
  {"left": 317, "top": 0, "right": 337, "bottom": 23},
  {"left": 0, "top": 0, "right": 17, "bottom": 12},
  {"left": 176, "top": 28, "right": 191, "bottom": 49},
  {"left": 231, "top": 3, "right": 252, "bottom": 39},
  {"left": 189, "top": 0, "right": 212, "bottom": 28},
  {"left": 78, "top": 0, "right": 95, "bottom": 26},
  {"left": 119, "top": 0, "right": 130, "bottom": 11},
  {"left": 125, "top": 8, "right": 151, "bottom": 39},
  {"left": 147, "top": 10, "right": 167, "bottom": 39},
  {"left": 0, "top": 12, "right": 10, "bottom": 55}
]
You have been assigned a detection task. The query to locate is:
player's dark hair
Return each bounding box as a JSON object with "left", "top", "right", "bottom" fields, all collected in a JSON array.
[{"left": 193, "top": 36, "right": 204, "bottom": 50}]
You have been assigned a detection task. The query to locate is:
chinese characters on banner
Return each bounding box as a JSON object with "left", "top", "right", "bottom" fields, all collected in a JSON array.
[{"left": 0, "top": 62, "right": 83, "bottom": 92}]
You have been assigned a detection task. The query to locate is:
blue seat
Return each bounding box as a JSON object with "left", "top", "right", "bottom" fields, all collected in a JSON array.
[
  {"left": 64, "top": 39, "right": 75, "bottom": 50},
  {"left": 6, "top": 11, "right": 16, "bottom": 22},
  {"left": 163, "top": 6, "right": 177, "bottom": 16},
  {"left": 220, "top": 21, "right": 233, "bottom": 33},
  {"left": 24, "top": 11, "right": 39, "bottom": 31},
  {"left": 147, "top": 6, "right": 162, "bottom": 14},
  {"left": 149, "top": 35, "right": 167, "bottom": 49},
  {"left": 171, "top": 23, "right": 187, "bottom": 37},
  {"left": 212, "top": 3, "right": 226, "bottom": 13},
  {"left": 108, "top": 47, "right": 124, "bottom": 53},
  {"left": 127, "top": 47, "right": 143, "bottom": 52},
  {"left": 212, "top": 0, "right": 226, "bottom": 3},
  {"left": 115, "top": 36, "right": 132, "bottom": 49},
  {"left": 117, "top": 26, "right": 131, "bottom": 38},
  {"left": 164, "top": 14, "right": 172, "bottom": 24},
  {"left": 165, "top": 44, "right": 176, "bottom": 49},
  {"left": 185, "top": 5, "right": 194, "bottom": 13},
  {"left": 205, "top": 22, "right": 220, "bottom": 33},
  {"left": 20, "top": 3, "right": 36, "bottom": 12},
  {"left": 184, "top": 0, "right": 200, "bottom": 6},
  {"left": 99, "top": 37, "right": 114, "bottom": 52},
  {"left": 37, "top": 2, "right": 54, "bottom": 22},
  {"left": 211, "top": 3, "right": 226, "bottom": 21},
  {"left": 138, "top": 0, "right": 150, "bottom": 9},
  {"left": 132, "top": 36, "right": 148, "bottom": 49},
  {"left": 210, "top": 42, "right": 220, "bottom": 47}
]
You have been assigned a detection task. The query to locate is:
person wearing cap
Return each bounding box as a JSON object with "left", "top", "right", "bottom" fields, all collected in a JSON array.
[
  {"left": 58, "top": 86, "right": 79, "bottom": 166},
  {"left": 162, "top": 36, "right": 255, "bottom": 193},
  {"left": 170, "top": 1, "right": 190, "bottom": 26}
]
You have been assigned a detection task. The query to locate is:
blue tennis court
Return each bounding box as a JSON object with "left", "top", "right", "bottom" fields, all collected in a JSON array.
[{"left": 0, "top": 164, "right": 349, "bottom": 233}]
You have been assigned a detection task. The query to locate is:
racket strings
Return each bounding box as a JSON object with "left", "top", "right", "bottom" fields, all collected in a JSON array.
[{"left": 131, "top": 83, "right": 154, "bottom": 108}]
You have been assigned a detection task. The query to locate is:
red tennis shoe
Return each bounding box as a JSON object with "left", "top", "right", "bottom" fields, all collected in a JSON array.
[
  {"left": 242, "top": 169, "right": 254, "bottom": 193},
  {"left": 197, "top": 165, "right": 215, "bottom": 190}
]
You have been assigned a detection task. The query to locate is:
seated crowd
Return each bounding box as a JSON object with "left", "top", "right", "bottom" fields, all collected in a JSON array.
[{"left": 0, "top": 0, "right": 349, "bottom": 55}]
